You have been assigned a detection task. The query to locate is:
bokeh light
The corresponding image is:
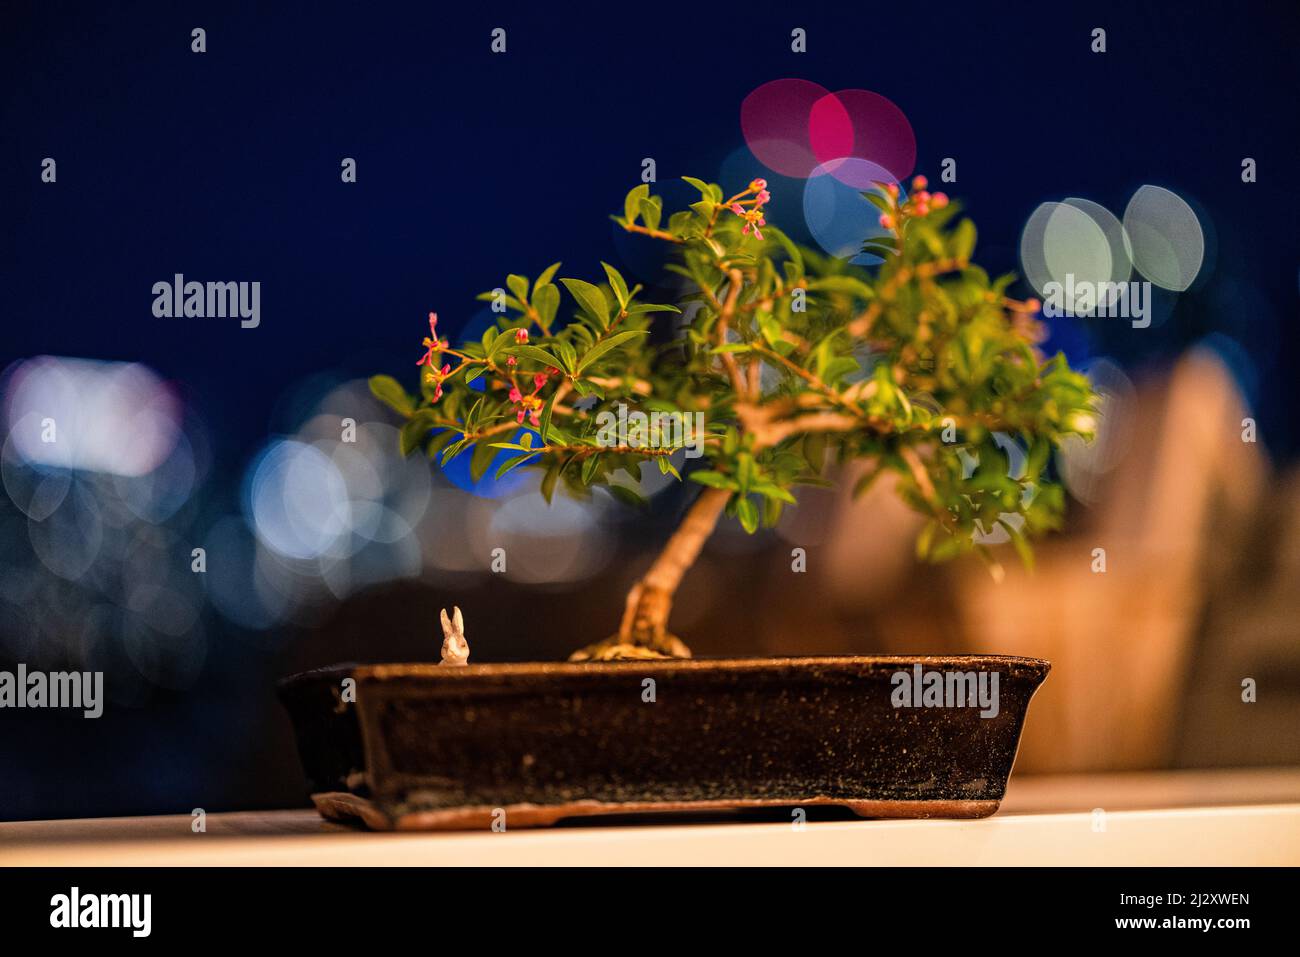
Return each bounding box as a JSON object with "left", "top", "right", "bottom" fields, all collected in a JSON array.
[
  {"left": 1123, "top": 185, "right": 1205, "bottom": 291},
  {"left": 1057, "top": 357, "right": 1137, "bottom": 505},
  {"left": 1019, "top": 201, "right": 1114, "bottom": 313},
  {"left": 740, "top": 79, "right": 833, "bottom": 179},
  {"left": 810, "top": 89, "right": 916, "bottom": 184},
  {"left": 3, "top": 357, "right": 181, "bottom": 477},
  {"left": 804, "top": 162, "right": 900, "bottom": 263},
  {"left": 245, "top": 439, "right": 351, "bottom": 561}
]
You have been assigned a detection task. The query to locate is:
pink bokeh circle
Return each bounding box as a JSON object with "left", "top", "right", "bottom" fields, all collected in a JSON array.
[
  {"left": 742, "top": 81, "right": 916, "bottom": 186},
  {"left": 812, "top": 89, "right": 916, "bottom": 183},
  {"left": 740, "top": 78, "right": 833, "bottom": 179}
]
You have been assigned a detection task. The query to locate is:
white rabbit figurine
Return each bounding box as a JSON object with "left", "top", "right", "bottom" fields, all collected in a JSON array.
[{"left": 439, "top": 606, "right": 470, "bottom": 666}]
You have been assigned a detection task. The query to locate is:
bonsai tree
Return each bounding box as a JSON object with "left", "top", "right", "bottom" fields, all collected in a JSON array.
[{"left": 370, "top": 175, "right": 1097, "bottom": 661}]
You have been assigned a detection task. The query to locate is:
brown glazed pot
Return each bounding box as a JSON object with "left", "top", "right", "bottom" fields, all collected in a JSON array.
[{"left": 279, "top": 655, "right": 1049, "bottom": 830}]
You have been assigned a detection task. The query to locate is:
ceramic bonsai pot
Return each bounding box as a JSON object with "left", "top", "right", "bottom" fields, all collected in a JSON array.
[{"left": 279, "top": 654, "right": 1049, "bottom": 830}]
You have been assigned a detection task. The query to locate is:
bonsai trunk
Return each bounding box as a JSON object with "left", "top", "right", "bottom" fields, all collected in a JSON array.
[{"left": 570, "top": 486, "right": 731, "bottom": 660}]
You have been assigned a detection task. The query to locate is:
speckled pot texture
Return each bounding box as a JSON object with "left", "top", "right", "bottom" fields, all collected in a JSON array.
[{"left": 279, "top": 655, "right": 1049, "bottom": 830}]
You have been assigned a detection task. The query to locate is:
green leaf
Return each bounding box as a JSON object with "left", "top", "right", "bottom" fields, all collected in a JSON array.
[
  {"left": 574, "top": 329, "right": 648, "bottom": 374},
  {"left": 625, "top": 302, "right": 681, "bottom": 315},
  {"left": 735, "top": 496, "right": 759, "bottom": 533},
  {"left": 606, "top": 484, "right": 647, "bottom": 509},
  {"left": 756, "top": 309, "right": 782, "bottom": 347},
  {"left": 803, "top": 432, "right": 827, "bottom": 472},
  {"left": 852, "top": 464, "right": 885, "bottom": 498},
  {"left": 951, "top": 219, "right": 976, "bottom": 261},
  {"left": 425, "top": 429, "right": 456, "bottom": 458},
  {"left": 681, "top": 176, "right": 712, "bottom": 197},
  {"left": 623, "top": 184, "right": 649, "bottom": 224},
  {"left": 539, "top": 393, "right": 557, "bottom": 442},
  {"left": 560, "top": 277, "right": 611, "bottom": 329},
  {"left": 532, "top": 283, "right": 560, "bottom": 331},
  {"left": 509, "top": 344, "right": 561, "bottom": 367},
  {"left": 440, "top": 437, "right": 470, "bottom": 466},
  {"left": 863, "top": 190, "right": 892, "bottom": 214},
  {"left": 464, "top": 365, "right": 488, "bottom": 385},
  {"left": 808, "top": 275, "right": 875, "bottom": 298},
  {"left": 736, "top": 453, "right": 755, "bottom": 495},
  {"left": 601, "top": 262, "right": 630, "bottom": 310},
  {"left": 399, "top": 410, "right": 435, "bottom": 455},
  {"left": 369, "top": 375, "right": 414, "bottom": 417},
  {"left": 916, "top": 519, "right": 939, "bottom": 560},
  {"left": 1001, "top": 519, "right": 1035, "bottom": 571},
  {"left": 638, "top": 197, "right": 662, "bottom": 231},
  {"left": 762, "top": 496, "right": 784, "bottom": 528},
  {"left": 536, "top": 261, "right": 562, "bottom": 287},
  {"left": 553, "top": 339, "right": 577, "bottom": 374},
  {"left": 495, "top": 452, "right": 536, "bottom": 480},
  {"left": 688, "top": 470, "right": 734, "bottom": 490},
  {"left": 469, "top": 439, "right": 497, "bottom": 482},
  {"left": 765, "top": 226, "right": 803, "bottom": 274},
  {"left": 540, "top": 461, "right": 561, "bottom": 503},
  {"left": 752, "top": 482, "right": 797, "bottom": 504},
  {"left": 506, "top": 274, "right": 529, "bottom": 302}
]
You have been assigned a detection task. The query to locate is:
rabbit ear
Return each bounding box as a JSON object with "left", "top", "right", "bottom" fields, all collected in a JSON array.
[
  {"left": 452, "top": 606, "right": 464, "bottom": 634},
  {"left": 440, "top": 608, "right": 453, "bottom": 640}
]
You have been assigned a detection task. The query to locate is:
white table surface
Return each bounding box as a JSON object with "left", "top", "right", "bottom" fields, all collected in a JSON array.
[{"left": 3, "top": 768, "right": 1299, "bottom": 866}]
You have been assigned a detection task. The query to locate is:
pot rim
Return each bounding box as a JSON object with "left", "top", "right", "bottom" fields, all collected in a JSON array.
[{"left": 278, "top": 654, "right": 1051, "bottom": 692}]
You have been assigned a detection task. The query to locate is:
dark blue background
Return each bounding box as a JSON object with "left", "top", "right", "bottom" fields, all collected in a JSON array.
[{"left": 3, "top": 0, "right": 1297, "bottom": 459}]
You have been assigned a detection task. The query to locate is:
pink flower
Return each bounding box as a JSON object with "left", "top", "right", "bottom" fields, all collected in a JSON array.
[
  {"left": 506, "top": 356, "right": 517, "bottom": 366},
  {"left": 528, "top": 409, "right": 541, "bottom": 427},
  {"left": 533, "top": 373, "right": 547, "bottom": 389},
  {"left": 730, "top": 186, "right": 772, "bottom": 238},
  {"left": 508, "top": 387, "right": 523, "bottom": 403},
  {"left": 912, "top": 175, "right": 928, "bottom": 191},
  {"left": 931, "top": 192, "right": 949, "bottom": 209},
  {"left": 428, "top": 312, "right": 439, "bottom": 335},
  {"left": 516, "top": 409, "right": 526, "bottom": 423},
  {"left": 417, "top": 336, "right": 438, "bottom": 366},
  {"left": 879, "top": 213, "right": 895, "bottom": 229},
  {"left": 514, "top": 328, "right": 528, "bottom": 343}
]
